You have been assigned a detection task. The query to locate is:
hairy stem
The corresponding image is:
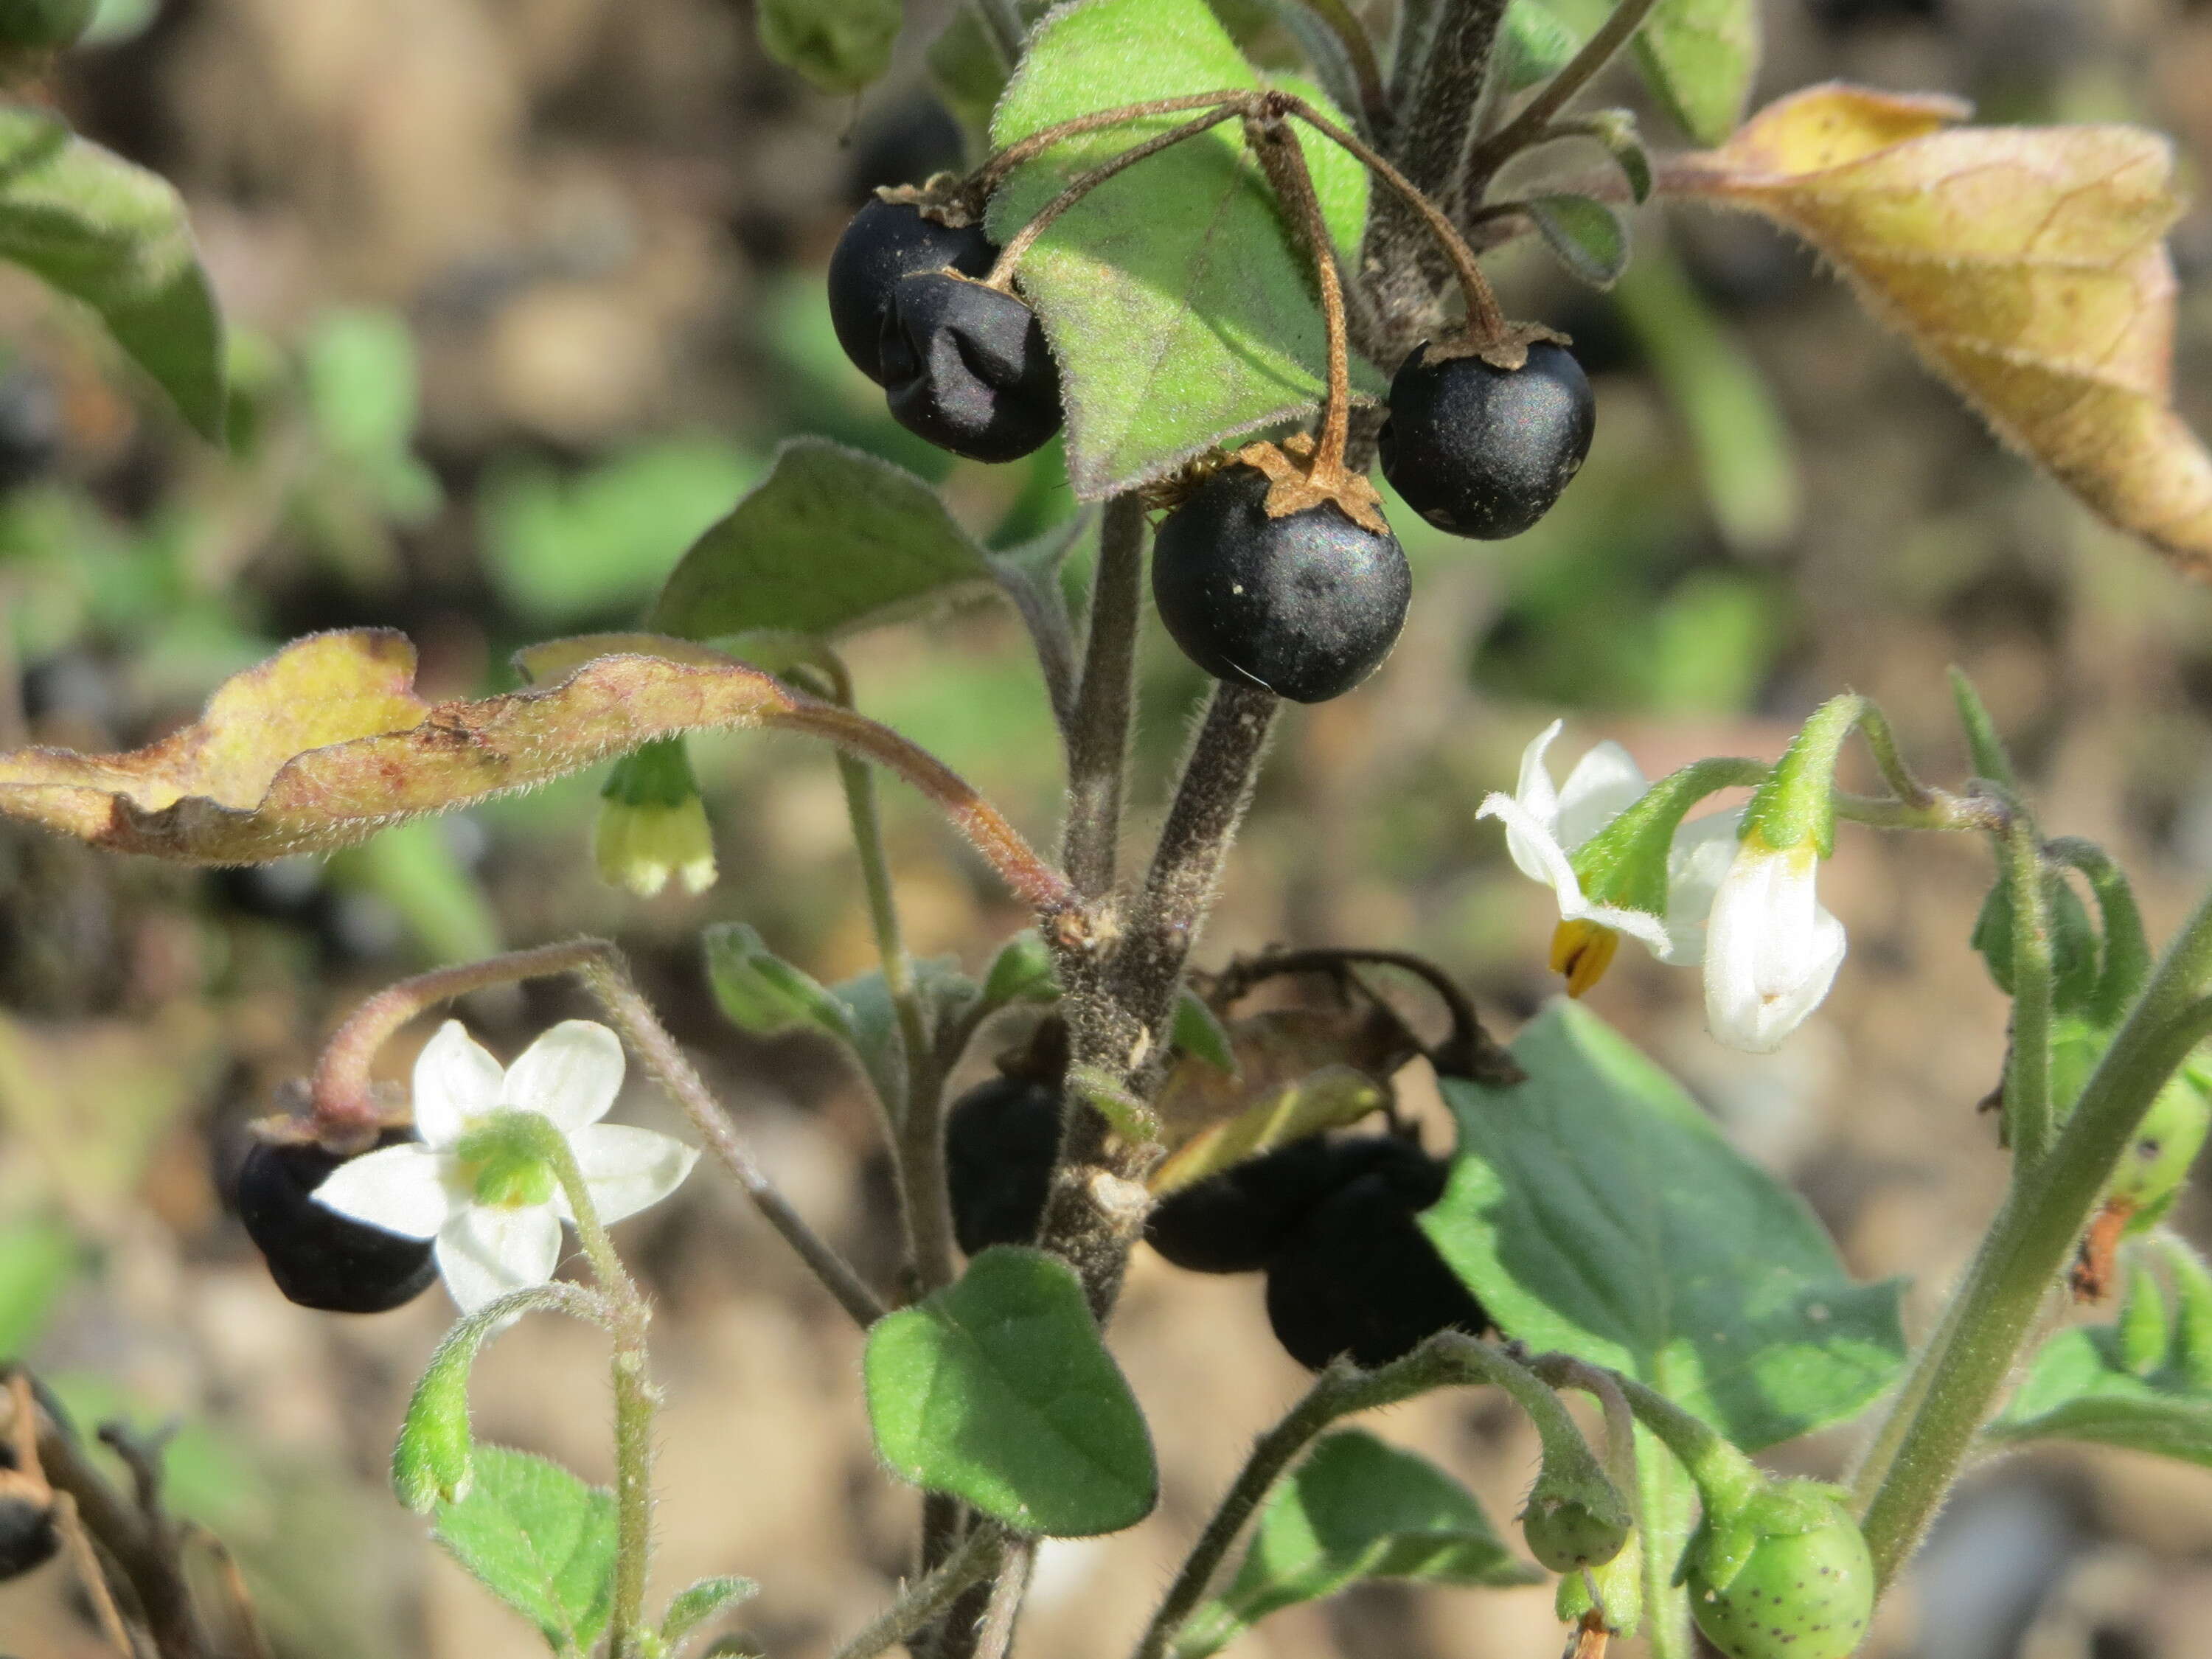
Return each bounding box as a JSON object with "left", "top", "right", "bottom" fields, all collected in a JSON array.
[
  {"left": 832, "top": 1525, "right": 1008, "bottom": 1659},
  {"left": 1998, "top": 794, "right": 2057, "bottom": 1168},
  {"left": 1463, "top": 0, "right": 1664, "bottom": 196},
  {"left": 970, "top": 0, "right": 1027, "bottom": 69},
  {"left": 969, "top": 92, "right": 1252, "bottom": 198},
  {"left": 1243, "top": 111, "right": 1354, "bottom": 473},
  {"left": 1062, "top": 495, "right": 1148, "bottom": 899},
  {"left": 1852, "top": 888, "right": 2212, "bottom": 1587},
  {"left": 973, "top": 1537, "right": 1035, "bottom": 1659},
  {"left": 1133, "top": 1335, "right": 1599, "bottom": 1659}
]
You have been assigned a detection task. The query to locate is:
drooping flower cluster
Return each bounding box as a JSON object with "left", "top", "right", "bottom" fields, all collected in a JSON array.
[{"left": 1480, "top": 720, "right": 1846, "bottom": 1054}]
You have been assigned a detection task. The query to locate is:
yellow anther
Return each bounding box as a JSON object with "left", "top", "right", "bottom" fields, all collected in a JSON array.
[{"left": 1550, "top": 919, "right": 1621, "bottom": 998}]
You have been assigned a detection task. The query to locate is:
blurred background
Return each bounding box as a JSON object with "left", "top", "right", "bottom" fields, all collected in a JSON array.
[{"left": 1, "top": 0, "right": 2210, "bottom": 1654}]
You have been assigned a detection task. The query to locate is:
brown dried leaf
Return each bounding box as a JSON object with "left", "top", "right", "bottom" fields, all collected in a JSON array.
[
  {"left": 1668, "top": 82, "right": 2212, "bottom": 574},
  {"left": 0, "top": 629, "right": 799, "bottom": 863}
]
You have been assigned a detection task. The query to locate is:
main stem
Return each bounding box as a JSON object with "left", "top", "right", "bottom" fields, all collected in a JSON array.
[
  {"left": 1999, "top": 796, "right": 2057, "bottom": 1168},
  {"left": 1852, "top": 888, "right": 2212, "bottom": 1587},
  {"left": 1062, "top": 495, "right": 1147, "bottom": 899}
]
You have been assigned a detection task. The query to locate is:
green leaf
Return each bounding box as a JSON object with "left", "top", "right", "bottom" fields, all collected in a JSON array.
[
  {"left": 0, "top": 1217, "right": 75, "bottom": 1356},
  {"left": 1563, "top": 108, "right": 1652, "bottom": 204},
  {"left": 1520, "top": 194, "right": 1630, "bottom": 288},
  {"left": 660, "top": 1575, "right": 760, "bottom": 1652},
  {"left": 1498, "top": 0, "right": 1582, "bottom": 91},
  {"left": 863, "top": 1245, "right": 1158, "bottom": 1536},
  {"left": 988, "top": 0, "right": 1373, "bottom": 497},
  {"left": 1993, "top": 1251, "right": 2212, "bottom": 1467},
  {"left": 756, "top": 0, "right": 900, "bottom": 95},
  {"left": 1425, "top": 1001, "right": 1907, "bottom": 1451},
  {"left": 483, "top": 438, "right": 761, "bottom": 628},
  {"left": 1630, "top": 0, "right": 1759, "bottom": 147},
  {"left": 433, "top": 1446, "right": 619, "bottom": 1655},
  {"left": 650, "top": 438, "right": 995, "bottom": 644},
  {"left": 830, "top": 956, "right": 981, "bottom": 1113},
  {"left": 1177, "top": 1430, "right": 1538, "bottom": 1656},
  {"left": 1972, "top": 874, "right": 2101, "bottom": 1016},
  {"left": 0, "top": 108, "right": 224, "bottom": 439},
  {"left": 1172, "top": 989, "right": 1238, "bottom": 1074},
  {"left": 706, "top": 922, "right": 858, "bottom": 1046},
  {"left": 981, "top": 931, "right": 1061, "bottom": 1010}
]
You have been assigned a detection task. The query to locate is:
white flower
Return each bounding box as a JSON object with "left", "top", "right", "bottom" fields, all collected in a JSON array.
[
  {"left": 315, "top": 1020, "right": 699, "bottom": 1312},
  {"left": 1478, "top": 720, "right": 1742, "bottom": 992},
  {"left": 1703, "top": 839, "right": 1847, "bottom": 1054}
]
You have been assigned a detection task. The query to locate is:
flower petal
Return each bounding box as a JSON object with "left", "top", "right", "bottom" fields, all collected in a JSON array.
[
  {"left": 560, "top": 1124, "right": 700, "bottom": 1225},
  {"left": 1703, "top": 846, "right": 1847, "bottom": 1053},
  {"left": 434, "top": 1204, "right": 564, "bottom": 1313},
  {"left": 1555, "top": 740, "right": 1649, "bottom": 851},
  {"left": 1480, "top": 792, "right": 1674, "bottom": 956},
  {"left": 310, "top": 1144, "right": 454, "bottom": 1239},
  {"left": 501, "top": 1020, "right": 625, "bottom": 1131},
  {"left": 413, "top": 1020, "right": 505, "bottom": 1147},
  {"left": 1503, "top": 720, "right": 1568, "bottom": 883},
  {"left": 1656, "top": 807, "right": 1747, "bottom": 967}
]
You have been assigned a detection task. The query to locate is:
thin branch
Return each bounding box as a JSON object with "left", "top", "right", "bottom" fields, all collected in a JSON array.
[
  {"left": 1463, "top": 0, "right": 1664, "bottom": 196},
  {"left": 1062, "top": 495, "right": 1148, "bottom": 899},
  {"left": 970, "top": 0, "right": 1028, "bottom": 70},
  {"left": 832, "top": 1525, "right": 1009, "bottom": 1659},
  {"left": 973, "top": 1537, "right": 1035, "bottom": 1659}
]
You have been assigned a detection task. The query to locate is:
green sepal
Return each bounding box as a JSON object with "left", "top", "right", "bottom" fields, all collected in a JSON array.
[
  {"left": 1741, "top": 695, "right": 1862, "bottom": 858},
  {"left": 1569, "top": 756, "right": 1759, "bottom": 918},
  {"left": 601, "top": 736, "right": 700, "bottom": 810},
  {"left": 1947, "top": 665, "right": 2018, "bottom": 787}
]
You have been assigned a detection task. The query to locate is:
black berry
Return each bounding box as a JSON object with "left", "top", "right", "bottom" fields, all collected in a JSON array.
[
  {"left": 1147, "top": 1134, "right": 1429, "bottom": 1275},
  {"left": 945, "top": 1077, "right": 1062, "bottom": 1256},
  {"left": 826, "top": 197, "right": 997, "bottom": 385},
  {"left": 1263, "top": 1144, "right": 1489, "bottom": 1369},
  {"left": 234, "top": 1130, "right": 437, "bottom": 1314},
  {"left": 1151, "top": 464, "right": 1411, "bottom": 704},
  {"left": 879, "top": 271, "right": 1062, "bottom": 463},
  {"left": 1379, "top": 341, "right": 1594, "bottom": 539}
]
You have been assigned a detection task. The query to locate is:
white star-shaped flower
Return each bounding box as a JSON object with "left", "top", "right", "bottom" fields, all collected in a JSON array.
[
  {"left": 1478, "top": 720, "right": 1743, "bottom": 992},
  {"left": 314, "top": 1020, "right": 698, "bottom": 1312}
]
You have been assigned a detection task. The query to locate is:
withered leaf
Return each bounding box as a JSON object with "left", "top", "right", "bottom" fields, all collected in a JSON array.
[
  {"left": 1668, "top": 83, "right": 2212, "bottom": 574},
  {"left": 0, "top": 630, "right": 801, "bottom": 863}
]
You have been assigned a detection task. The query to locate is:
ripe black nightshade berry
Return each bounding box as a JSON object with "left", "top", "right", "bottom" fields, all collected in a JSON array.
[
  {"left": 234, "top": 1130, "right": 437, "bottom": 1314},
  {"left": 1146, "top": 1134, "right": 1433, "bottom": 1275},
  {"left": 879, "top": 271, "right": 1062, "bottom": 463},
  {"left": 1379, "top": 341, "right": 1595, "bottom": 539},
  {"left": 826, "top": 197, "right": 997, "bottom": 385},
  {"left": 945, "top": 1076, "right": 1062, "bottom": 1255},
  {"left": 1152, "top": 464, "right": 1411, "bottom": 704},
  {"left": 1263, "top": 1141, "right": 1489, "bottom": 1370}
]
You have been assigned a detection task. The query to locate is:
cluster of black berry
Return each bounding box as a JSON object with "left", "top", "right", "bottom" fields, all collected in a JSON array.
[
  {"left": 232, "top": 1130, "right": 437, "bottom": 1314},
  {"left": 1147, "top": 1133, "right": 1489, "bottom": 1370},
  {"left": 827, "top": 139, "right": 1594, "bottom": 708}
]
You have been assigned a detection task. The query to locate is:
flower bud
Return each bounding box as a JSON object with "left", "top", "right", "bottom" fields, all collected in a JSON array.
[
  {"left": 594, "top": 739, "right": 715, "bottom": 898},
  {"left": 1703, "top": 836, "right": 1846, "bottom": 1054}
]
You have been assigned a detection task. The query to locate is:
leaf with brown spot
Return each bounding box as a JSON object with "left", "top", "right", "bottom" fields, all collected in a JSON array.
[
  {"left": 1666, "top": 83, "right": 2212, "bottom": 574},
  {"left": 0, "top": 631, "right": 1068, "bottom": 917}
]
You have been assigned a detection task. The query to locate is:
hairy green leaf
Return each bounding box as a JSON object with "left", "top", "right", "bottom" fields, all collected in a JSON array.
[
  {"left": 1520, "top": 193, "right": 1630, "bottom": 288},
  {"left": 1178, "top": 1430, "right": 1538, "bottom": 1656},
  {"left": 650, "top": 438, "right": 994, "bottom": 644},
  {"left": 864, "top": 1246, "right": 1158, "bottom": 1536},
  {"left": 1425, "top": 1001, "right": 1906, "bottom": 1450},
  {"left": 661, "top": 1575, "right": 760, "bottom": 1652},
  {"left": 833, "top": 956, "right": 979, "bottom": 1113},
  {"left": 1632, "top": 0, "right": 1759, "bottom": 146},
  {"left": 0, "top": 107, "right": 224, "bottom": 439},
  {"left": 433, "top": 1446, "right": 619, "bottom": 1655},
  {"left": 988, "top": 0, "right": 1372, "bottom": 497}
]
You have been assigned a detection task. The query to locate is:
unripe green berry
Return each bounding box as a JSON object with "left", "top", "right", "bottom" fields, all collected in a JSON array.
[
  {"left": 1520, "top": 1484, "right": 1632, "bottom": 1573},
  {"left": 1684, "top": 1483, "right": 1872, "bottom": 1659}
]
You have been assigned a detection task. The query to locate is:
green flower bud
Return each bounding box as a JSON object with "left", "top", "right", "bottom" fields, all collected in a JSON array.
[
  {"left": 1683, "top": 1481, "right": 1872, "bottom": 1659},
  {"left": 595, "top": 740, "right": 716, "bottom": 898}
]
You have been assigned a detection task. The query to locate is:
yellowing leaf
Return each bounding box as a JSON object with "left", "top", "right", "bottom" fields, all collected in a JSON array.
[{"left": 1668, "top": 83, "right": 2212, "bottom": 574}]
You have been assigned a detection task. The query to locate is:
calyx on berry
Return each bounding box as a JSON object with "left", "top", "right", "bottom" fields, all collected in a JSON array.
[
  {"left": 1380, "top": 337, "right": 1595, "bottom": 540},
  {"left": 234, "top": 1124, "right": 438, "bottom": 1314},
  {"left": 1151, "top": 441, "right": 1411, "bottom": 706},
  {"left": 879, "top": 271, "right": 1062, "bottom": 462},
  {"left": 1262, "top": 1136, "right": 1489, "bottom": 1369},
  {"left": 945, "top": 1074, "right": 1063, "bottom": 1256},
  {"left": 1682, "top": 1481, "right": 1874, "bottom": 1659},
  {"left": 826, "top": 187, "right": 995, "bottom": 385}
]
